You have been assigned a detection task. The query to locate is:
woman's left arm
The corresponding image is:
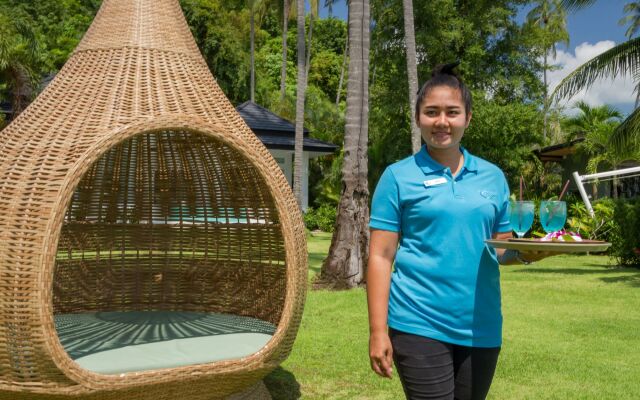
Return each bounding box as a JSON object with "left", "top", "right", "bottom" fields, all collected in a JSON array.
[{"left": 492, "top": 232, "right": 559, "bottom": 265}]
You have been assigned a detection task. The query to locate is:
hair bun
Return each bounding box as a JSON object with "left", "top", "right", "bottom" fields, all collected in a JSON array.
[{"left": 432, "top": 61, "right": 461, "bottom": 77}]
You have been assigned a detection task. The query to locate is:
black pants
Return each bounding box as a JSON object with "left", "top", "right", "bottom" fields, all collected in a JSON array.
[{"left": 390, "top": 328, "right": 500, "bottom": 400}]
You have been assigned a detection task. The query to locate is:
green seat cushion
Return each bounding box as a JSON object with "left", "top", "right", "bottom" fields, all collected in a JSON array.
[{"left": 54, "top": 311, "right": 275, "bottom": 375}]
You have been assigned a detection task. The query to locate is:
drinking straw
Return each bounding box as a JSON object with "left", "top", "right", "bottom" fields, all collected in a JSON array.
[
  {"left": 558, "top": 179, "right": 570, "bottom": 201},
  {"left": 520, "top": 175, "right": 523, "bottom": 201}
]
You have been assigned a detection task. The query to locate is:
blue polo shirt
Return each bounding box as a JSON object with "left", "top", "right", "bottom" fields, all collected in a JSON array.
[{"left": 370, "top": 146, "right": 511, "bottom": 348}]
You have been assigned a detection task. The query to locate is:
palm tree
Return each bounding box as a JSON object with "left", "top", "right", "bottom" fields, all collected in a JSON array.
[
  {"left": 325, "top": 0, "right": 335, "bottom": 18},
  {"left": 321, "top": 0, "right": 370, "bottom": 288},
  {"left": 248, "top": 0, "right": 267, "bottom": 102},
  {"left": 292, "top": 0, "right": 306, "bottom": 206},
  {"left": 619, "top": 2, "right": 640, "bottom": 39},
  {"left": 564, "top": 101, "right": 633, "bottom": 198},
  {"left": 402, "top": 0, "right": 420, "bottom": 153},
  {"left": 553, "top": 1, "right": 640, "bottom": 151},
  {"left": 564, "top": 101, "right": 623, "bottom": 138},
  {"left": 325, "top": 0, "right": 348, "bottom": 106},
  {"left": 280, "top": 0, "right": 291, "bottom": 102},
  {"left": 335, "top": 23, "right": 348, "bottom": 106},
  {"left": 527, "top": 0, "right": 569, "bottom": 141},
  {"left": 0, "top": 8, "right": 40, "bottom": 119},
  {"left": 619, "top": 2, "right": 640, "bottom": 106},
  {"left": 305, "top": 0, "right": 319, "bottom": 80},
  {"left": 552, "top": 36, "right": 640, "bottom": 151}
]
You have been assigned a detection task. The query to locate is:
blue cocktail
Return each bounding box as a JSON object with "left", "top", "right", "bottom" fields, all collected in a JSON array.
[
  {"left": 510, "top": 201, "right": 535, "bottom": 238},
  {"left": 540, "top": 200, "right": 567, "bottom": 233}
]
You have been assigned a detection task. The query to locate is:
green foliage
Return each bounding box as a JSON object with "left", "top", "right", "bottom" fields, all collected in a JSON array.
[
  {"left": 463, "top": 95, "right": 543, "bottom": 189},
  {"left": 303, "top": 204, "right": 337, "bottom": 232},
  {"left": 181, "top": 0, "right": 251, "bottom": 104},
  {"left": 367, "top": 0, "right": 546, "bottom": 191},
  {"left": 611, "top": 199, "right": 640, "bottom": 267},
  {"left": 567, "top": 198, "right": 616, "bottom": 241}
]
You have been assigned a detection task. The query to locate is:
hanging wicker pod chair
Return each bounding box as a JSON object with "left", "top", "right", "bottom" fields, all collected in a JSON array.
[{"left": 0, "top": 0, "right": 307, "bottom": 399}]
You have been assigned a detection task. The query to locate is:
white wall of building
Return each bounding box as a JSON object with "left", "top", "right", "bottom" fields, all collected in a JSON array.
[{"left": 268, "top": 149, "right": 310, "bottom": 211}]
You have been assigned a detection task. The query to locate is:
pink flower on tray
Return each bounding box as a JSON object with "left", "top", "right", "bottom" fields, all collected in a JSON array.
[{"left": 541, "top": 230, "right": 583, "bottom": 242}]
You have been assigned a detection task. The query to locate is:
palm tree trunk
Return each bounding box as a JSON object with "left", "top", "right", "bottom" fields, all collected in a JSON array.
[
  {"left": 250, "top": 4, "right": 256, "bottom": 103},
  {"left": 403, "top": 0, "right": 421, "bottom": 154},
  {"left": 305, "top": 13, "right": 314, "bottom": 79},
  {"left": 10, "top": 66, "right": 32, "bottom": 118},
  {"left": 293, "top": 0, "right": 306, "bottom": 206},
  {"left": 280, "top": 0, "right": 290, "bottom": 102},
  {"left": 336, "top": 33, "right": 348, "bottom": 106},
  {"left": 543, "top": 51, "right": 548, "bottom": 141},
  {"left": 321, "top": 0, "right": 370, "bottom": 289}
]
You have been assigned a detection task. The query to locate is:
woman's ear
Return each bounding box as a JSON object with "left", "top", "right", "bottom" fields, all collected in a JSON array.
[{"left": 465, "top": 112, "right": 472, "bottom": 128}]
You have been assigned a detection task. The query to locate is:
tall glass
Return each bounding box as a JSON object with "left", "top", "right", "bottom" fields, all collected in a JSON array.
[
  {"left": 510, "top": 201, "right": 535, "bottom": 238},
  {"left": 540, "top": 200, "right": 567, "bottom": 233}
]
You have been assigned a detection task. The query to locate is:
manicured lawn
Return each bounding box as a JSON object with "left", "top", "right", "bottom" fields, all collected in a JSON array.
[{"left": 265, "top": 231, "right": 640, "bottom": 399}]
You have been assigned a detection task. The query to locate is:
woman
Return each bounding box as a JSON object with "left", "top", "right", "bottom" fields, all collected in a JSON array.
[{"left": 367, "top": 63, "right": 551, "bottom": 400}]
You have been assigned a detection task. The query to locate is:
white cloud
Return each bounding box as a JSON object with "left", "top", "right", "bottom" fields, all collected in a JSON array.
[{"left": 548, "top": 41, "right": 636, "bottom": 112}]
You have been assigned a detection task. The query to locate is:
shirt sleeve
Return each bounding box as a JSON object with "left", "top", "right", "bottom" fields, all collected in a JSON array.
[
  {"left": 369, "top": 167, "right": 401, "bottom": 232},
  {"left": 493, "top": 173, "right": 511, "bottom": 234}
]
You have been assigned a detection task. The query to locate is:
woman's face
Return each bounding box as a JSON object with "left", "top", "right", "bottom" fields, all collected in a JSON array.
[{"left": 415, "top": 85, "right": 471, "bottom": 152}]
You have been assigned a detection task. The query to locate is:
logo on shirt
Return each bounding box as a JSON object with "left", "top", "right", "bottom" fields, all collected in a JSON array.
[{"left": 479, "top": 190, "right": 497, "bottom": 199}]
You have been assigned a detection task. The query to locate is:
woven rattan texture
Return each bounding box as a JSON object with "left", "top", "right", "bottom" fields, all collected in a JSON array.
[{"left": 0, "top": 0, "right": 306, "bottom": 398}]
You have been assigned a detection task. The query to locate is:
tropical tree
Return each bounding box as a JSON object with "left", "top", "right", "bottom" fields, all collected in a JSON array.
[
  {"left": 619, "top": 1, "right": 640, "bottom": 39},
  {"left": 526, "top": 0, "right": 569, "bottom": 141},
  {"left": 321, "top": 0, "right": 370, "bottom": 288},
  {"left": 280, "top": 0, "right": 291, "bottom": 101},
  {"left": 619, "top": 1, "right": 640, "bottom": 106},
  {"left": 292, "top": 0, "right": 306, "bottom": 205},
  {"left": 402, "top": 0, "right": 420, "bottom": 154},
  {"left": 564, "top": 100, "right": 622, "bottom": 139},
  {"left": 305, "top": 0, "right": 320, "bottom": 80},
  {"left": 552, "top": 36, "right": 640, "bottom": 152},
  {"left": 0, "top": 6, "right": 41, "bottom": 118},
  {"left": 563, "top": 101, "right": 634, "bottom": 198},
  {"left": 553, "top": 1, "right": 640, "bottom": 151},
  {"left": 248, "top": 0, "right": 267, "bottom": 102}
]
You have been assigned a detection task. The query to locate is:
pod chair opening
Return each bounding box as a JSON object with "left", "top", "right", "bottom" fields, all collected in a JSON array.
[{"left": 52, "top": 129, "right": 287, "bottom": 375}]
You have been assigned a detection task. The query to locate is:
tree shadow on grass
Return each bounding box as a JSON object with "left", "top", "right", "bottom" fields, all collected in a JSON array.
[
  {"left": 264, "top": 367, "right": 301, "bottom": 400},
  {"left": 600, "top": 274, "right": 640, "bottom": 287},
  {"left": 516, "top": 266, "right": 640, "bottom": 287},
  {"left": 516, "top": 267, "right": 624, "bottom": 275}
]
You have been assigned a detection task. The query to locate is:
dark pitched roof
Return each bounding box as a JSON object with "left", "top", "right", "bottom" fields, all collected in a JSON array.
[
  {"left": 237, "top": 101, "right": 309, "bottom": 135},
  {"left": 237, "top": 101, "right": 338, "bottom": 154},
  {"left": 534, "top": 137, "right": 585, "bottom": 162}
]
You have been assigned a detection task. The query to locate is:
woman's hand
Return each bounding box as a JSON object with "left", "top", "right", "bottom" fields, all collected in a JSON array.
[{"left": 369, "top": 331, "right": 393, "bottom": 378}]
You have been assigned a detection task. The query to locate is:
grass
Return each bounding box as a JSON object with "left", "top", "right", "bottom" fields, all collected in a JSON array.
[{"left": 264, "top": 231, "right": 640, "bottom": 399}]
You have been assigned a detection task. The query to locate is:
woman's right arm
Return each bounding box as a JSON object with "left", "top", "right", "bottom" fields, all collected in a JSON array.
[{"left": 367, "top": 229, "right": 399, "bottom": 379}]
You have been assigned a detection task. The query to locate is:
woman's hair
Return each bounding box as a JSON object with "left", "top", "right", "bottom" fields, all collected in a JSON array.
[{"left": 414, "top": 62, "right": 472, "bottom": 119}]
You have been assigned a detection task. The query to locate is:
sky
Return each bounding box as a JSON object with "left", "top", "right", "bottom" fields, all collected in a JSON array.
[{"left": 317, "top": 1, "right": 635, "bottom": 115}]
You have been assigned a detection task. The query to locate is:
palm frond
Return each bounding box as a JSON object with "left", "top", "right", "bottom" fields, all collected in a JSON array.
[
  {"left": 559, "top": 0, "right": 597, "bottom": 12},
  {"left": 552, "top": 36, "right": 640, "bottom": 101},
  {"left": 610, "top": 106, "right": 640, "bottom": 153}
]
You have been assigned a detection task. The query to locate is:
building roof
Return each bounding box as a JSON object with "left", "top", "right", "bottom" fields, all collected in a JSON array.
[
  {"left": 237, "top": 101, "right": 309, "bottom": 135},
  {"left": 237, "top": 101, "right": 338, "bottom": 154},
  {"left": 534, "top": 137, "right": 585, "bottom": 162}
]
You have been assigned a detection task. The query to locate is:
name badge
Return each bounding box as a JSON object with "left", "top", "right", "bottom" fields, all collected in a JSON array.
[{"left": 423, "top": 177, "right": 447, "bottom": 188}]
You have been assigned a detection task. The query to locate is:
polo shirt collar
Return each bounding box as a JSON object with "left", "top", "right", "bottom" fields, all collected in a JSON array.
[{"left": 415, "top": 145, "right": 478, "bottom": 175}]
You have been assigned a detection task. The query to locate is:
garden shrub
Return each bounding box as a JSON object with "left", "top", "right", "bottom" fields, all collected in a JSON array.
[
  {"left": 304, "top": 204, "right": 337, "bottom": 232},
  {"left": 566, "top": 198, "right": 616, "bottom": 242},
  {"left": 611, "top": 199, "right": 640, "bottom": 267}
]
